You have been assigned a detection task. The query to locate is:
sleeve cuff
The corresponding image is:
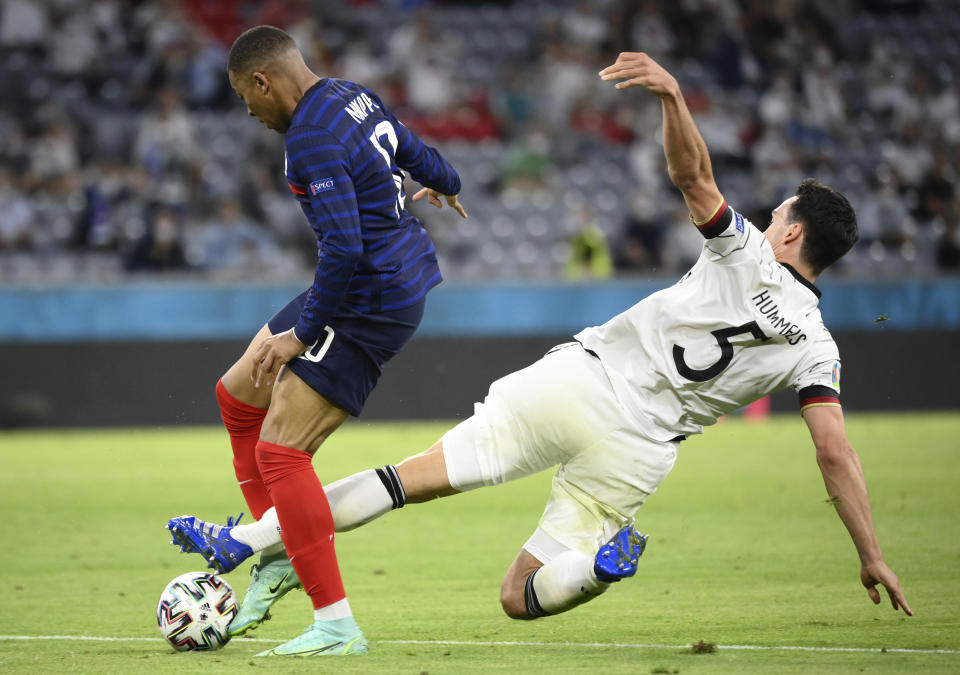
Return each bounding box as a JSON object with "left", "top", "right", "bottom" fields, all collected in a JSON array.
[
  {"left": 292, "top": 323, "right": 315, "bottom": 347},
  {"left": 798, "top": 384, "right": 841, "bottom": 412},
  {"left": 691, "top": 199, "right": 732, "bottom": 239}
]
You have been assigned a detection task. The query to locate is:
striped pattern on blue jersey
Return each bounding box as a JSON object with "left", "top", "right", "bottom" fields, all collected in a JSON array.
[{"left": 284, "top": 78, "right": 462, "bottom": 346}]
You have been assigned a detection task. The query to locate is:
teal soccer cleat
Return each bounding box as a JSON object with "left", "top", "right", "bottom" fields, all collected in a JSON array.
[
  {"left": 593, "top": 522, "right": 648, "bottom": 582},
  {"left": 256, "top": 616, "right": 368, "bottom": 656},
  {"left": 228, "top": 552, "right": 302, "bottom": 636},
  {"left": 167, "top": 513, "right": 253, "bottom": 574}
]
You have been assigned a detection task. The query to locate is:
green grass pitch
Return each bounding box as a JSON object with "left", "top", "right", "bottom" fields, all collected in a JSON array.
[{"left": 1, "top": 412, "right": 958, "bottom": 673}]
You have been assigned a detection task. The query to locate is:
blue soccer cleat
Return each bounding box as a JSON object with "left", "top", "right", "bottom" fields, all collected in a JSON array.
[
  {"left": 593, "top": 522, "right": 648, "bottom": 582},
  {"left": 167, "top": 513, "right": 253, "bottom": 574}
]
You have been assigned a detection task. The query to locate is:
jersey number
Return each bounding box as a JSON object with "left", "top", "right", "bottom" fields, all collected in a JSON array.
[
  {"left": 298, "top": 326, "right": 335, "bottom": 363},
  {"left": 672, "top": 321, "right": 771, "bottom": 382},
  {"left": 368, "top": 121, "right": 405, "bottom": 217}
]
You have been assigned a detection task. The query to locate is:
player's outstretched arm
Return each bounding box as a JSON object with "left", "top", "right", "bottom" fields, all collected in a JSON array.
[
  {"left": 803, "top": 405, "right": 914, "bottom": 615},
  {"left": 412, "top": 187, "right": 468, "bottom": 219},
  {"left": 600, "top": 52, "right": 723, "bottom": 224}
]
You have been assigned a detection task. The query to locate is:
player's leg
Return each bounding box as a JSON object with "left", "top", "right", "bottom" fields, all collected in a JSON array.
[
  {"left": 219, "top": 290, "right": 315, "bottom": 522},
  {"left": 173, "top": 292, "right": 314, "bottom": 570},
  {"left": 499, "top": 427, "right": 680, "bottom": 620},
  {"left": 167, "top": 323, "right": 278, "bottom": 565},
  {"left": 218, "top": 323, "right": 276, "bottom": 520},
  {"left": 500, "top": 524, "right": 648, "bottom": 620},
  {"left": 251, "top": 367, "right": 368, "bottom": 655}
]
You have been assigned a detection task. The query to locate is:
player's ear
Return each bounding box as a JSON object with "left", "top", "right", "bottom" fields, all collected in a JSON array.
[
  {"left": 784, "top": 221, "right": 803, "bottom": 244},
  {"left": 253, "top": 72, "right": 270, "bottom": 95}
]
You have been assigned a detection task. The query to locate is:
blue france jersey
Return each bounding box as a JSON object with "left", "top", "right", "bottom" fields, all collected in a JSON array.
[{"left": 284, "top": 78, "right": 461, "bottom": 346}]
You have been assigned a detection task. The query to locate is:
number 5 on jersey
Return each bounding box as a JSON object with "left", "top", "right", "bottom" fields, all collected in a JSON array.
[
  {"left": 368, "top": 121, "right": 405, "bottom": 217},
  {"left": 673, "top": 321, "right": 771, "bottom": 382}
]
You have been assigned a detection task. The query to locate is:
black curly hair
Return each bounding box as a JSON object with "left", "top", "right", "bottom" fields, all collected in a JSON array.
[{"left": 788, "top": 178, "right": 859, "bottom": 274}]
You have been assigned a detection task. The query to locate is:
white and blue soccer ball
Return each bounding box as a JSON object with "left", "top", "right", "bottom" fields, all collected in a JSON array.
[{"left": 156, "top": 571, "right": 238, "bottom": 651}]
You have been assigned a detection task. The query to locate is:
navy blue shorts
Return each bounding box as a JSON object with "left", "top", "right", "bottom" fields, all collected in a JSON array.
[{"left": 267, "top": 290, "right": 424, "bottom": 416}]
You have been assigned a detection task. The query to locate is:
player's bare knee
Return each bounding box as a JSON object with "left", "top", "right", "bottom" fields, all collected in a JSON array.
[{"left": 499, "top": 579, "right": 530, "bottom": 620}]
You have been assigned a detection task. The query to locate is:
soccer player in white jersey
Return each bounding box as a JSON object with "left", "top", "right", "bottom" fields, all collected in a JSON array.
[{"left": 174, "top": 52, "right": 912, "bottom": 628}]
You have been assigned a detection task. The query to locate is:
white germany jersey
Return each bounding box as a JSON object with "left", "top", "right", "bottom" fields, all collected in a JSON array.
[{"left": 576, "top": 204, "right": 842, "bottom": 442}]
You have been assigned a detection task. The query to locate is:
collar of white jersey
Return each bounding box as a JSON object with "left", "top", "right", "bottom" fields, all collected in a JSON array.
[{"left": 779, "top": 262, "right": 822, "bottom": 300}]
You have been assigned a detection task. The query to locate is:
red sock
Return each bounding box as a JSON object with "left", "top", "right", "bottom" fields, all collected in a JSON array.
[
  {"left": 256, "top": 440, "right": 346, "bottom": 609},
  {"left": 216, "top": 380, "right": 272, "bottom": 519}
]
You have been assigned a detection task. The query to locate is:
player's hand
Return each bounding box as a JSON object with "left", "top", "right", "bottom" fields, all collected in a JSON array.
[
  {"left": 250, "top": 329, "right": 307, "bottom": 388},
  {"left": 412, "top": 188, "right": 468, "bottom": 219},
  {"left": 599, "top": 52, "right": 680, "bottom": 99},
  {"left": 861, "top": 561, "right": 913, "bottom": 616}
]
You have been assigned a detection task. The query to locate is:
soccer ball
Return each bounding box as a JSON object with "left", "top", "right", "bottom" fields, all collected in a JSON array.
[{"left": 156, "top": 571, "right": 238, "bottom": 651}]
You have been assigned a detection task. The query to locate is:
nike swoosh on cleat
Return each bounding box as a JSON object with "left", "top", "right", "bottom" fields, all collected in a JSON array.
[
  {"left": 268, "top": 573, "right": 291, "bottom": 594},
  {"left": 297, "top": 641, "right": 344, "bottom": 655},
  {"left": 263, "top": 641, "right": 343, "bottom": 656}
]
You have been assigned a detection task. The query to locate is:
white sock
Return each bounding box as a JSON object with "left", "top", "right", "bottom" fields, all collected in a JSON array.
[
  {"left": 528, "top": 550, "right": 610, "bottom": 616},
  {"left": 314, "top": 597, "right": 353, "bottom": 621},
  {"left": 230, "top": 467, "right": 403, "bottom": 550},
  {"left": 325, "top": 467, "right": 402, "bottom": 532},
  {"left": 230, "top": 508, "right": 281, "bottom": 552}
]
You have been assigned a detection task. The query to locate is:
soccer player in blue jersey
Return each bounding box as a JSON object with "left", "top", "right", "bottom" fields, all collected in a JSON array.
[{"left": 167, "top": 25, "right": 467, "bottom": 657}]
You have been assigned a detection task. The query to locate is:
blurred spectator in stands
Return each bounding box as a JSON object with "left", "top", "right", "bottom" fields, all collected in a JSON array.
[
  {"left": 27, "top": 112, "right": 79, "bottom": 185},
  {"left": 929, "top": 78, "right": 960, "bottom": 144},
  {"left": 245, "top": 165, "right": 314, "bottom": 270},
  {"left": 389, "top": 12, "right": 460, "bottom": 113},
  {"left": 564, "top": 206, "right": 612, "bottom": 281},
  {"left": 0, "top": 0, "right": 48, "bottom": 49},
  {"left": 0, "top": 167, "right": 34, "bottom": 251},
  {"left": 539, "top": 39, "right": 596, "bottom": 129},
  {"left": 629, "top": 0, "right": 676, "bottom": 60},
  {"left": 801, "top": 48, "right": 846, "bottom": 133},
  {"left": 660, "top": 203, "right": 703, "bottom": 273},
  {"left": 881, "top": 121, "right": 933, "bottom": 189},
  {"left": 337, "top": 40, "right": 382, "bottom": 89},
  {"left": 914, "top": 152, "right": 956, "bottom": 225},
  {"left": 758, "top": 73, "right": 796, "bottom": 129},
  {"left": 70, "top": 162, "right": 113, "bottom": 251},
  {"left": 858, "top": 167, "right": 917, "bottom": 271},
  {"left": 937, "top": 221, "right": 960, "bottom": 272},
  {"left": 133, "top": 87, "right": 201, "bottom": 205},
  {"left": 613, "top": 189, "right": 662, "bottom": 274},
  {"left": 490, "top": 69, "right": 535, "bottom": 140},
  {"left": 570, "top": 98, "right": 635, "bottom": 145},
  {"left": 124, "top": 204, "right": 189, "bottom": 272},
  {"left": 190, "top": 199, "right": 282, "bottom": 278},
  {"left": 498, "top": 125, "right": 554, "bottom": 193},
  {"left": 562, "top": 0, "right": 607, "bottom": 49},
  {"left": 406, "top": 92, "right": 499, "bottom": 142},
  {"left": 47, "top": 5, "right": 100, "bottom": 77}
]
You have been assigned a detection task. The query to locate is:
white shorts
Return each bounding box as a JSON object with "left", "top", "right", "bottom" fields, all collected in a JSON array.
[{"left": 442, "top": 343, "right": 679, "bottom": 562}]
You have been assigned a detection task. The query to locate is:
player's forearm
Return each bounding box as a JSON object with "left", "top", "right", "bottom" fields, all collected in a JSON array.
[
  {"left": 294, "top": 249, "right": 361, "bottom": 345},
  {"left": 817, "top": 443, "right": 884, "bottom": 565},
  {"left": 660, "top": 91, "right": 713, "bottom": 191},
  {"left": 396, "top": 124, "right": 461, "bottom": 196}
]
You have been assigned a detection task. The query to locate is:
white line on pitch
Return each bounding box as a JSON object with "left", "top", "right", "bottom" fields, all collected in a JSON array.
[{"left": 0, "top": 634, "right": 957, "bottom": 655}]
